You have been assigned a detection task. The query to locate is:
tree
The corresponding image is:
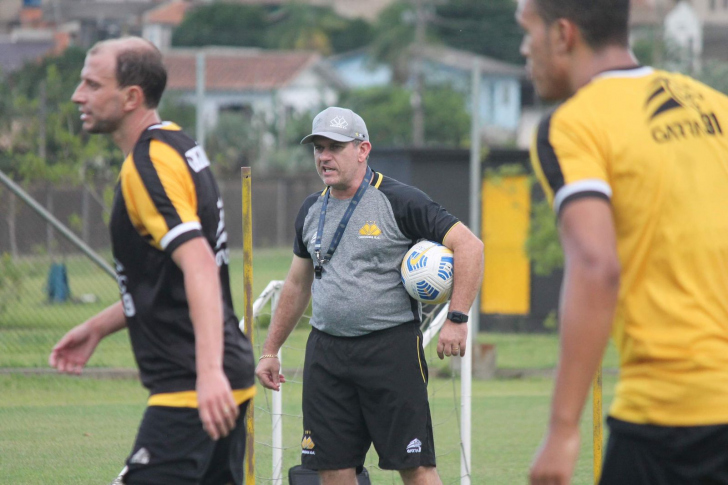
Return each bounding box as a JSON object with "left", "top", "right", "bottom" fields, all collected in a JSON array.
[
  {"left": 172, "top": 4, "right": 270, "bottom": 48},
  {"left": 0, "top": 49, "right": 120, "bottom": 257},
  {"left": 369, "top": 2, "right": 420, "bottom": 84},
  {"left": 265, "top": 4, "right": 344, "bottom": 55},
  {"left": 172, "top": 3, "right": 372, "bottom": 55},
  {"left": 433, "top": 0, "right": 523, "bottom": 64},
  {"left": 340, "top": 85, "right": 469, "bottom": 148}
]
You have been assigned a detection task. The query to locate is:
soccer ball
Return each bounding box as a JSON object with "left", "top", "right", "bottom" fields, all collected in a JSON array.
[{"left": 401, "top": 240, "right": 454, "bottom": 304}]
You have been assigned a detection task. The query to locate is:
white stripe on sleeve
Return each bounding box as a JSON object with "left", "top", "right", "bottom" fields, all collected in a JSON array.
[
  {"left": 553, "top": 179, "right": 612, "bottom": 213},
  {"left": 160, "top": 221, "right": 202, "bottom": 250}
]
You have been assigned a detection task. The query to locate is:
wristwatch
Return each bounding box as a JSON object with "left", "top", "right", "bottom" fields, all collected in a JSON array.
[{"left": 446, "top": 311, "right": 469, "bottom": 324}]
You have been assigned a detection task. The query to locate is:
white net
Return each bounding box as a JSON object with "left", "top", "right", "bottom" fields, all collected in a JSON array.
[{"left": 250, "top": 283, "right": 470, "bottom": 485}]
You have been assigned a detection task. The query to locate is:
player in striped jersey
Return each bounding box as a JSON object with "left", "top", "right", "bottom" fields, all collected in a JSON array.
[{"left": 49, "top": 37, "right": 255, "bottom": 485}]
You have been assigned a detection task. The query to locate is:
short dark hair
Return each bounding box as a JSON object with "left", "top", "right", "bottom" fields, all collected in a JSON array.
[
  {"left": 115, "top": 46, "right": 167, "bottom": 109},
  {"left": 533, "top": 0, "right": 630, "bottom": 49}
]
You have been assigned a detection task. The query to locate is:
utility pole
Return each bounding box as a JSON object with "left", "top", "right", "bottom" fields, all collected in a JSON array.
[{"left": 411, "top": 0, "right": 426, "bottom": 148}]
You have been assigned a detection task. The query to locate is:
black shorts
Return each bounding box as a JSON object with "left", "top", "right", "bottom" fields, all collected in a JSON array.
[
  {"left": 301, "top": 323, "right": 436, "bottom": 471},
  {"left": 600, "top": 416, "right": 728, "bottom": 485},
  {"left": 121, "top": 400, "right": 250, "bottom": 485}
]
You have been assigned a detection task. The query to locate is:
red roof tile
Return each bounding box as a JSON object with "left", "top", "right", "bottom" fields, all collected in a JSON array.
[
  {"left": 144, "top": 0, "right": 190, "bottom": 26},
  {"left": 164, "top": 49, "right": 321, "bottom": 91}
]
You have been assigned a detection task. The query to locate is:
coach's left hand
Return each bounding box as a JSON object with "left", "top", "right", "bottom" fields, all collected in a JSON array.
[{"left": 437, "top": 321, "right": 467, "bottom": 359}]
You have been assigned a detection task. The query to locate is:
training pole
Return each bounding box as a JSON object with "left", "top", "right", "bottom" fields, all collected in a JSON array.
[
  {"left": 593, "top": 365, "right": 603, "bottom": 484},
  {"left": 242, "top": 167, "right": 255, "bottom": 485}
]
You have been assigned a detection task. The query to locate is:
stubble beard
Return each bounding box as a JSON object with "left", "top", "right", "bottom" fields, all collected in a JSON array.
[{"left": 85, "top": 116, "right": 122, "bottom": 135}]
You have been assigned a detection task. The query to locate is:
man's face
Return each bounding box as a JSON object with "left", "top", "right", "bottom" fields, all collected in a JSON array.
[
  {"left": 516, "top": 0, "right": 571, "bottom": 101},
  {"left": 311, "top": 136, "right": 367, "bottom": 192},
  {"left": 71, "top": 49, "right": 125, "bottom": 134}
]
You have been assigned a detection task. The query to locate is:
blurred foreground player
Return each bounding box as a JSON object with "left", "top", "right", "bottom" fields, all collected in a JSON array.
[
  {"left": 49, "top": 36, "right": 255, "bottom": 484},
  {"left": 517, "top": 0, "right": 728, "bottom": 484}
]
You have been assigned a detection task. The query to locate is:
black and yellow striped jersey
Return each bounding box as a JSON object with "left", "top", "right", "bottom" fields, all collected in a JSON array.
[
  {"left": 110, "top": 122, "right": 255, "bottom": 405},
  {"left": 531, "top": 67, "right": 728, "bottom": 426}
]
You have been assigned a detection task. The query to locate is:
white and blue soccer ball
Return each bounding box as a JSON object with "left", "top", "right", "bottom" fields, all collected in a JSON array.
[{"left": 401, "top": 240, "right": 454, "bottom": 304}]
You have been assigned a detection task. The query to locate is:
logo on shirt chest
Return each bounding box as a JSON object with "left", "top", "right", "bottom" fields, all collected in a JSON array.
[{"left": 358, "top": 221, "right": 382, "bottom": 239}]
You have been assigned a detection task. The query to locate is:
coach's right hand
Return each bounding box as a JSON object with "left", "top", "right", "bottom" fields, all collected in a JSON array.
[{"left": 256, "top": 355, "right": 286, "bottom": 391}]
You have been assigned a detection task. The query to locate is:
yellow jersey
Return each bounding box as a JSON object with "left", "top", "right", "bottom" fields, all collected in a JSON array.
[{"left": 531, "top": 66, "right": 728, "bottom": 425}]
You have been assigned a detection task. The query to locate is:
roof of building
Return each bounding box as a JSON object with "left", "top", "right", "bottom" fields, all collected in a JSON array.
[
  {"left": 164, "top": 47, "right": 342, "bottom": 91},
  {"left": 144, "top": 0, "right": 190, "bottom": 26},
  {"left": 45, "top": 0, "right": 156, "bottom": 23}
]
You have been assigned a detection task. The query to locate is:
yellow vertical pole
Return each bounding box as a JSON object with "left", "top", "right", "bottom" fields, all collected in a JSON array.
[
  {"left": 241, "top": 167, "right": 255, "bottom": 485},
  {"left": 593, "top": 364, "right": 603, "bottom": 484}
]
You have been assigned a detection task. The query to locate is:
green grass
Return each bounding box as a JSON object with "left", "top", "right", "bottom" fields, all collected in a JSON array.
[
  {"left": 482, "top": 332, "right": 620, "bottom": 370},
  {"left": 0, "top": 372, "right": 616, "bottom": 484}
]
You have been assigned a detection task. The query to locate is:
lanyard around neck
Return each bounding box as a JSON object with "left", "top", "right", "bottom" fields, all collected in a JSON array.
[{"left": 314, "top": 166, "right": 372, "bottom": 279}]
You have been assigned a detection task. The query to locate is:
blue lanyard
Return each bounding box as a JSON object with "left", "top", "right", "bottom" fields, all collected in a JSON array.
[{"left": 314, "top": 166, "right": 372, "bottom": 279}]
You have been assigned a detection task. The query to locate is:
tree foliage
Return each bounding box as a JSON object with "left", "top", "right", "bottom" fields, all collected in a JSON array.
[
  {"left": 526, "top": 197, "right": 563, "bottom": 276},
  {"left": 340, "top": 85, "right": 469, "bottom": 147},
  {"left": 0, "top": 48, "right": 120, "bottom": 184},
  {"left": 172, "top": 3, "right": 372, "bottom": 55},
  {"left": 172, "top": 4, "right": 270, "bottom": 48},
  {"left": 434, "top": 0, "right": 523, "bottom": 64}
]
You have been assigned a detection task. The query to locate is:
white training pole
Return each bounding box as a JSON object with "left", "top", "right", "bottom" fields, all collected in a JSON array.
[
  {"left": 460, "top": 310, "right": 473, "bottom": 485},
  {"left": 271, "top": 288, "right": 283, "bottom": 485},
  {"left": 460, "top": 57, "right": 482, "bottom": 485}
]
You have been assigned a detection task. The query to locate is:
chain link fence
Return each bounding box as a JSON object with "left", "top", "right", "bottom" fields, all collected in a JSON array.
[{"left": 0, "top": 178, "right": 125, "bottom": 369}]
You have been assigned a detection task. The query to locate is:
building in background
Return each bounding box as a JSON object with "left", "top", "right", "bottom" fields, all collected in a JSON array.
[
  {"left": 163, "top": 47, "right": 344, "bottom": 131},
  {"left": 328, "top": 45, "right": 525, "bottom": 147},
  {"left": 142, "top": 0, "right": 190, "bottom": 51}
]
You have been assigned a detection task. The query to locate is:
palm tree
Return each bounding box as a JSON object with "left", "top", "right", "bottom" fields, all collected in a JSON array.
[{"left": 266, "top": 3, "right": 346, "bottom": 55}]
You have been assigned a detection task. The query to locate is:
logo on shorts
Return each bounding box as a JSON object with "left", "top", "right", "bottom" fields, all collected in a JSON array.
[
  {"left": 406, "top": 438, "right": 422, "bottom": 454},
  {"left": 301, "top": 431, "right": 316, "bottom": 455},
  {"left": 130, "top": 447, "right": 150, "bottom": 465}
]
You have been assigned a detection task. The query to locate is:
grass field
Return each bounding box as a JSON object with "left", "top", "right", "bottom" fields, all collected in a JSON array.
[
  {"left": 0, "top": 371, "right": 616, "bottom": 484},
  {"left": 2, "top": 247, "right": 620, "bottom": 483}
]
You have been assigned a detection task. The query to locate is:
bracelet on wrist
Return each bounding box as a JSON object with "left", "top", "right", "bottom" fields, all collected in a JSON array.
[{"left": 258, "top": 353, "right": 279, "bottom": 361}]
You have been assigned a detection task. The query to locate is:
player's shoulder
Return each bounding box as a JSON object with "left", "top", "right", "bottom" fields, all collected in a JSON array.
[
  {"left": 374, "top": 172, "right": 430, "bottom": 204},
  {"left": 297, "top": 189, "right": 324, "bottom": 216},
  {"left": 139, "top": 121, "right": 195, "bottom": 152}
]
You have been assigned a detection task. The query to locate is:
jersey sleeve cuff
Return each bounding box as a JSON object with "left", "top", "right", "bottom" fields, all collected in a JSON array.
[
  {"left": 293, "top": 248, "right": 312, "bottom": 259},
  {"left": 554, "top": 179, "right": 612, "bottom": 215},
  {"left": 160, "top": 221, "right": 203, "bottom": 253}
]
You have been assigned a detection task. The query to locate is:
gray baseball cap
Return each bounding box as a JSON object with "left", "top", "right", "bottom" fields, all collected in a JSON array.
[{"left": 300, "top": 107, "right": 369, "bottom": 144}]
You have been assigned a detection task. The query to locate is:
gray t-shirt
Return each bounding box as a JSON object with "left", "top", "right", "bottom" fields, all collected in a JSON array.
[{"left": 293, "top": 171, "right": 459, "bottom": 337}]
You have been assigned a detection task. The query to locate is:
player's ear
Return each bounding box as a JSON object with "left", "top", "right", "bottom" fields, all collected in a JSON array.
[
  {"left": 552, "top": 18, "right": 578, "bottom": 55},
  {"left": 358, "top": 141, "right": 372, "bottom": 163},
  {"left": 122, "top": 85, "right": 145, "bottom": 112}
]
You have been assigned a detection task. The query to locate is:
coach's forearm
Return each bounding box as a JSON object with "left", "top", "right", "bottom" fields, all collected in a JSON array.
[
  {"left": 448, "top": 228, "right": 484, "bottom": 313},
  {"left": 263, "top": 280, "right": 311, "bottom": 354},
  {"left": 549, "top": 258, "right": 618, "bottom": 430}
]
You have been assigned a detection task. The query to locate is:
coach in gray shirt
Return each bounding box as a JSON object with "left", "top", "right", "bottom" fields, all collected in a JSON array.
[{"left": 256, "top": 107, "right": 484, "bottom": 485}]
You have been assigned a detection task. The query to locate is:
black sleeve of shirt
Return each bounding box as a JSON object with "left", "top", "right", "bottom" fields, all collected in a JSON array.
[
  {"left": 292, "top": 192, "right": 321, "bottom": 259},
  {"left": 377, "top": 176, "right": 459, "bottom": 244}
]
